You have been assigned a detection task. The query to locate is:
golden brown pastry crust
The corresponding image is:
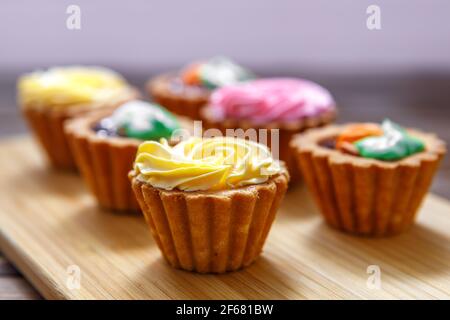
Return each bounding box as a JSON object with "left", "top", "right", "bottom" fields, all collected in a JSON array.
[
  {"left": 147, "top": 74, "right": 209, "bottom": 120},
  {"left": 21, "top": 88, "right": 140, "bottom": 170},
  {"left": 65, "top": 109, "right": 141, "bottom": 211},
  {"left": 290, "top": 124, "right": 446, "bottom": 236},
  {"left": 65, "top": 109, "right": 193, "bottom": 211},
  {"left": 130, "top": 171, "right": 289, "bottom": 273}
]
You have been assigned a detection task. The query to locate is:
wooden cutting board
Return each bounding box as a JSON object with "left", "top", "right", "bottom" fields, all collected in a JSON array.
[{"left": 0, "top": 136, "right": 449, "bottom": 299}]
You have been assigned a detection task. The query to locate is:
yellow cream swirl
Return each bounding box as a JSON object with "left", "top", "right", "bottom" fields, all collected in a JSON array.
[
  {"left": 18, "top": 66, "right": 129, "bottom": 107},
  {"left": 134, "top": 137, "right": 283, "bottom": 191}
]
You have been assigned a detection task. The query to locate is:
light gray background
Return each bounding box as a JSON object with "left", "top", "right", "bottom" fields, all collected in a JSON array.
[{"left": 1, "top": 0, "right": 449, "bottom": 76}]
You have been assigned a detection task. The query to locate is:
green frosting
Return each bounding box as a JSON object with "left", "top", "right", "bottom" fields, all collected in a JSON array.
[
  {"left": 355, "top": 119, "right": 425, "bottom": 161},
  {"left": 123, "top": 116, "right": 178, "bottom": 140},
  {"left": 198, "top": 56, "right": 254, "bottom": 89},
  {"left": 107, "top": 100, "right": 180, "bottom": 140}
]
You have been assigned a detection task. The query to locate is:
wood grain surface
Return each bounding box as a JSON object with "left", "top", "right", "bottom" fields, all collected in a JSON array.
[{"left": 0, "top": 136, "right": 449, "bottom": 299}]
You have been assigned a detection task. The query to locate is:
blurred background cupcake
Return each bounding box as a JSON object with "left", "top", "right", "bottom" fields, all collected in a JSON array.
[
  {"left": 17, "top": 66, "right": 139, "bottom": 170},
  {"left": 65, "top": 99, "right": 189, "bottom": 211},
  {"left": 147, "top": 56, "right": 254, "bottom": 119},
  {"left": 201, "top": 78, "right": 337, "bottom": 183}
]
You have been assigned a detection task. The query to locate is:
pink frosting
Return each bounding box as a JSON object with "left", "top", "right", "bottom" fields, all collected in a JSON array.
[{"left": 208, "top": 78, "right": 335, "bottom": 123}]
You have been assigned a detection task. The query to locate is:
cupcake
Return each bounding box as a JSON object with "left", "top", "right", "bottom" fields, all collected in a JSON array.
[
  {"left": 147, "top": 56, "right": 254, "bottom": 119},
  {"left": 201, "top": 78, "right": 337, "bottom": 183},
  {"left": 18, "top": 66, "right": 139, "bottom": 170},
  {"left": 129, "top": 136, "right": 289, "bottom": 273},
  {"left": 291, "top": 120, "right": 446, "bottom": 236},
  {"left": 65, "top": 100, "right": 186, "bottom": 211}
]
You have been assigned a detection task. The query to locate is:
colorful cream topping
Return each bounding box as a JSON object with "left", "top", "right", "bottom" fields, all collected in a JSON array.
[
  {"left": 208, "top": 78, "right": 335, "bottom": 124},
  {"left": 134, "top": 136, "right": 282, "bottom": 191},
  {"left": 95, "top": 100, "right": 180, "bottom": 140},
  {"left": 18, "top": 66, "right": 129, "bottom": 106},
  {"left": 337, "top": 120, "right": 425, "bottom": 161},
  {"left": 181, "top": 56, "right": 254, "bottom": 89}
]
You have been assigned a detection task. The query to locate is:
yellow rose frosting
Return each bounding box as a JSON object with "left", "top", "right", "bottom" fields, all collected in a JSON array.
[
  {"left": 134, "top": 136, "right": 283, "bottom": 191},
  {"left": 18, "top": 66, "right": 129, "bottom": 107}
]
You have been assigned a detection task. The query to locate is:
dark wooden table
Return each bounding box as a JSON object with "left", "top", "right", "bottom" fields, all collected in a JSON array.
[{"left": 0, "top": 71, "right": 449, "bottom": 299}]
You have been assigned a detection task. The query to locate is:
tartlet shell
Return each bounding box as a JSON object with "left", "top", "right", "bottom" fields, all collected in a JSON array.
[
  {"left": 290, "top": 124, "right": 446, "bottom": 236},
  {"left": 130, "top": 172, "right": 289, "bottom": 273},
  {"left": 147, "top": 73, "right": 210, "bottom": 120},
  {"left": 65, "top": 109, "right": 142, "bottom": 211},
  {"left": 21, "top": 88, "right": 139, "bottom": 170},
  {"left": 65, "top": 108, "right": 192, "bottom": 212}
]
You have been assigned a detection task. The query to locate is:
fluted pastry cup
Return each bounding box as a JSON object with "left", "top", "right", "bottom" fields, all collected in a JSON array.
[
  {"left": 21, "top": 89, "right": 139, "bottom": 170},
  {"left": 130, "top": 171, "right": 289, "bottom": 273},
  {"left": 290, "top": 124, "right": 446, "bottom": 236}
]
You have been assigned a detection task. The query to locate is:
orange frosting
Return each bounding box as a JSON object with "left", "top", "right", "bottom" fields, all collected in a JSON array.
[
  {"left": 181, "top": 63, "right": 202, "bottom": 86},
  {"left": 336, "top": 124, "right": 383, "bottom": 150}
]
